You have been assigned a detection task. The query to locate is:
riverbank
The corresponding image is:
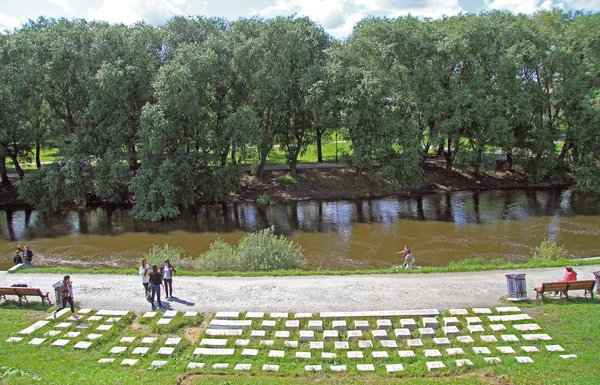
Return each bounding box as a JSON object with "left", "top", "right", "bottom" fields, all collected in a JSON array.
[
  {"left": 2, "top": 264, "right": 599, "bottom": 312},
  {"left": 0, "top": 158, "right": 572, "bottom": 210},
  {"left": 7, "top": 257, "right": 600, "bottom": 277}
]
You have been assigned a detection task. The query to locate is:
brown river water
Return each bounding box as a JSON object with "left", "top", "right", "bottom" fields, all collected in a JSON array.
[{"left": 1, "top": 189, "right": 599, "bottom": 271}]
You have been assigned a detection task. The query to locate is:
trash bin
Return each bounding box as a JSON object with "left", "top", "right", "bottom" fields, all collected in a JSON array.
[
  {"left": 505, "top": 273, "right": 528, "bottom": 301},
  {"left": 593, "top": 271, "right": 600, "bottom": 294},
  {"left": 52, "top": 281, "right": 63, "bottom": 305}
]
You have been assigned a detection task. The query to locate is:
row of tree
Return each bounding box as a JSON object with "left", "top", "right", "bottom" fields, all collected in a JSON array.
[{"left": 0, "top": 11, "right": 598, "bottom": 220}]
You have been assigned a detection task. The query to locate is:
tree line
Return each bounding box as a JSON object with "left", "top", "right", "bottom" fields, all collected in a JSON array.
[{"left": 0, "top": 11, "right": 598, "bottom": 220}]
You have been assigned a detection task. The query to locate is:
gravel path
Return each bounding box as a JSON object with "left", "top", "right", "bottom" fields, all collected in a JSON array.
[{"left": 1, "top": 265, "right": 598, "bottom": 313}]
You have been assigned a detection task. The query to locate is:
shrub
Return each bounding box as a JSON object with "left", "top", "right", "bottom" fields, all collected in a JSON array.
[
  {"left": 235, "top": 227, "right": 305, "bottom": 271},
  {"left": 195, "top": 227, "right": 305, "bottom": 271},
  {"left": 194, "top": 239, "right": 236, "bottom": 271},
  {"left": 257, "top": 193, "right": 274, "bottom": 206},
  {"left": 532, "top": 239, "right": 567, "bottom": 261},
  {"left": 145, "top": 244, "right": 194, "bottom": 270},
  {"left": 275, "top": 173, "right": 297, "bottom": 186}
]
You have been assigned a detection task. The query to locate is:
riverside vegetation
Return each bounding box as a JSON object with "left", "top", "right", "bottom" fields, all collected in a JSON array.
[
  {"left": 11, "top": 236, "right": 597, "bottom": 277},
  {"left": 1, "top": 11, "right": 600, "bottom": 221}
]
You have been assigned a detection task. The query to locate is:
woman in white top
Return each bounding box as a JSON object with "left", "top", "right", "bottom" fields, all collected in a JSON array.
[
  {"left": 139, "top": 258, "right": 150, "bottom": 295},
  {"left": 160, "top": 259, "right": 176, "bottom": 298}
]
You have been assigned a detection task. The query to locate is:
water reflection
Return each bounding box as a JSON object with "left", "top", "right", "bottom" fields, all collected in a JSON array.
[{"left": 1, "top": 189, "right": 599, "bottom": 270}]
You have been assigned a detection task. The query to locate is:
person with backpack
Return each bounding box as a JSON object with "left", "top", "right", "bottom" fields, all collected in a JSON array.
[
  {"left": 160, "top": 259, "right": 176, "bottom": 298},
  {"left": 53, "top": 275, "right": 79, "bottom": 319}
]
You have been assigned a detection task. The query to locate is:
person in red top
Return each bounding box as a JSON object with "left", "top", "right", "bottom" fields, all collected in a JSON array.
[{"left": 561, "top": 266, "right": 577, "bottom": 281}]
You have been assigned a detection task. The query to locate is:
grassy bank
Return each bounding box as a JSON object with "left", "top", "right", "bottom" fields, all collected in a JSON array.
[
  {"left": 0, "top": 299, "right": 598, "bottom": 384},
  {"left": 9, "top": 257, "right": 600, "bottom": 277}
]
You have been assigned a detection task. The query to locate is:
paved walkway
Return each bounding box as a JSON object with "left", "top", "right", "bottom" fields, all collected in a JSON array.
[{"left": 1, "top": 265, "right": 598, "bottom": 313}]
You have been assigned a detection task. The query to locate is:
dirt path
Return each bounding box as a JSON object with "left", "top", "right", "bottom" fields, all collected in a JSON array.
[{"left": 1, "top": 265, "right": 598, "bottom": 313}]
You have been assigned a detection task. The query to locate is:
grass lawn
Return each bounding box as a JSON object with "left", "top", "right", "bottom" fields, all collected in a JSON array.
[{"left": 0, "top": 299, "right": 598, "bottom": 385}]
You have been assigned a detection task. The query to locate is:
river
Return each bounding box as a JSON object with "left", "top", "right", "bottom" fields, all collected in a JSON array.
[{"left": 1, "top": 188, "right": 599, "bottom": 271}]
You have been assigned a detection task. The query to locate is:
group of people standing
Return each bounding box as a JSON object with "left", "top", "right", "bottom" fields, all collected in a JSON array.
[
  {"left": 139, "top": 258, "right": 176, "bottom": 310},
  {"left": 13, "top": 244, "right": 34, "bottom": 265}
]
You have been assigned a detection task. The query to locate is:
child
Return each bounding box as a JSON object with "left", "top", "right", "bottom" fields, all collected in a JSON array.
[
  {"left": 53, "top": 275, "right": 79, "bottom": 319},
  {"left": 13, "top": 250, "right": 23, "bottom": 265}
]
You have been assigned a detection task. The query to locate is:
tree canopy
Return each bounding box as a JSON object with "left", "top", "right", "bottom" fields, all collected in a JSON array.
[{"left": 1, "top": 11, "right": 599, "bottom": 220}]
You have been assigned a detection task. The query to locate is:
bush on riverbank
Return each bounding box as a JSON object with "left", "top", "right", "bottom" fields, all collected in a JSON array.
[
  {"left": 532, "top": 239, "right": 567, "bottom": 261},
  {"left": 195, "top": 227, "right": 306, "bottom": 271}
]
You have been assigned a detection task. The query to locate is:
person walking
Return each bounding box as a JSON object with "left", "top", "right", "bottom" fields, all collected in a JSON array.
[
  {"left": 139, "top": 258, "right": 150, "bottom": 297},
  {"left": 160, "top": 259, "right": 176, "bottom": 298},
  {"left": 53, "top": 275, "right": 79, "bottom": 319},
  {"left": 17, "top": 245, "right": 34, "bottom": 265},
  {"left": 148, "top": 264, "right": 164, "bottom": 310}
]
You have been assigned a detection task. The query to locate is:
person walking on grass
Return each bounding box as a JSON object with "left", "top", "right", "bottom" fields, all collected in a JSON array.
[
  {"left": 139, "top": 258, "right": 150, "bottom": 297},
  {"left": 160, "top": 259, "right": 176, "bottom": 298},
  {"left": 53, "top": 275, "right": 79, "bottom": 319},
  {"left": 149, "top": 264, "right": 165, "bottom": 310}
]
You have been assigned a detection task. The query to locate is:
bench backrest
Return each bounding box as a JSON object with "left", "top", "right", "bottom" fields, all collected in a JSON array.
[
  {"left": 12, "top": 287, "right": 45, "bottom": 296},
  {"left": 567, "top": 280, "right": 595, "bottom": 291},
  {"left": 0, "top": 287, "right": 17, "bottom": 295},
  {"left": 541, "top": 282, "right": 569, "bottom": 292}
]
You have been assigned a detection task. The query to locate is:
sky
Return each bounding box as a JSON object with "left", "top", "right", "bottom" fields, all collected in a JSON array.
[{"left": 1, "top": 0, "right": 599, "bottom": 38}]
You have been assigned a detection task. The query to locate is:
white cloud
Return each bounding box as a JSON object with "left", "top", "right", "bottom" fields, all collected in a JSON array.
[
  {"left": 484, "top": 0, "right": 554, "bottom": 13},
  {"left": 562, "top": 0, "right": 600, "bottom": 10},
  {"left": 327, "top": 11, "right": 366, "bottom": 38},
  {"left": 0, "top": 12, "right": 21, "bottom": 31},
  {"left": 48, "top": 0, "right": 74, "bottom": 12},
  {"left": 253, "top": 0, "right": 347, "bottom": 29},
  {"left": 353, "top": 0, "right": 464, "bottom": 17},
  {"left": 87, "top": 0, "right": 186, "bottom": 25}
]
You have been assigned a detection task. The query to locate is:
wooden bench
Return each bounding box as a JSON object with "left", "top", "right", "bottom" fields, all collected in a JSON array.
[
  {"left": 534, "top": 280, "right": 595, "bottom": 303},
  {"left": 0, "top": 286, "right": 52, "bottom": 306}
]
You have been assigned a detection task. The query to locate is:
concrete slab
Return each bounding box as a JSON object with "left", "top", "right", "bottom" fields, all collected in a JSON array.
[
  {"left": 423, "top": 317, "right": 439, "bottom": 329},
  {"left": 443, "top": 326, "right": 460, "bottom": 336},
  {"left": 235, "top": 364, "right": 252, "bottom": 371},
  {"left": 449, "top": 309, "right": 468, "bottom": 316},
  {"left": 285, "top": 320, "right": 299, "bottom": 329},
  {"left": 73, "top": 341, "right": 92, "bottom": 350},
  {"left": 354, "top": 320, "right": 369, "bottom": 330},
  {"left": 358, "top": 340, "right": 373, "bottom": 349},
  {"left": 209, "top": 319, "right": 252, "bottom": 329},
  {"left": 28, "top": 338, "right": 46, "bottom": 345},
  {"left": 545, "top": 345, "right": 565, "bottom": 352},
  {"left": 305, "top": 365, "right": 322, "bottom": 372},
  {"left": 433, "top": 338, "right": 451, "bottom": 346},
  {"left": 245, "top": 312, "right": 264, "bottom": 318},
  {"left": 250, "top": 330, "right": 266, "bottom": 338},
  {"left": 151, "top": 361, "right": 168, "bottom": 367},
  {"left": 497, "top": 346, "right": 516, "bottom": 354},
  {"left": 332, "top": 320, "right": 347, "bottom": 331},
  {"left": 334, "top": 341, "right": 349, "bottom": 350},
  {"left": 55, "top": 322, "right": 72, "bottom": 329},
  {"left": 466, "top": 317, "right": 482, "bottom": 325},
  {"left": 456, "top": 359, "right": 473, "bottom": 367},
  {"left": 98, "top": 358, "right": 115, "bottom": 363},
  {"left": 473, "top": 347, "right": 491, "bottom": 355},
  {"left": 357, "top": 364, "right": 375, "bottom": 371},
  {"left": 51, "top": 339, "right": 70, "bottom": 347},
  {"left": 270, "top": 312, "right": 288, "bottom": 318},
  {"left": 215, "top": 312, "right": 239, "bottom": 319},
  {"left": 299, "top": 330, "right": 315, "bottom": 341},
  {"left": 268, "top": 350, "right": 285, "bottom": 358},
  {"left": 457, "top": 336, "right": 475, "bottom": 344},
  {"left": 87, "top": 334, "right": 103, "bottom": 340},
  {"left": 400, "top": 319, "right": 417, "bottom": 330},
  {"left": 206, "top": 329, "right": 242, "bottom": 336},
  {"left": 407, "top": 339, "right": 423, "bottom": 347},
  {"left": 444, "top": 317, "right": 460, "bottom": 326},
  {"left": 347, "top": 330, "right": 363, "bottom": 341},
  {"left": 426, "top": 361, "right": 446, "bottom": 371},
  {"left": 109, "top": 347, "right": 127, "bottom": 354},
  {"left": 308, "top": 320, "right": 323, "bottom": 331},
  {"left": 513, "top": 324, "right": 541, "bottom": 332},
  {"left": 184, "top": 311, "right": 199, "bottom": 317},
  {"left": 377, "top": 319, "right": 393, "bottom": 330},
  {"left": 330, "top": 365, "right": 346, "bottom": 372},
  {"left": 489, "top": 324, "right": 506, "bottom": 332},
  {"left": 296, "top": 352, "right": 311, "bottom": 359},
  {"left": 322, "top": 352, "right": 337, "bottom": 359},
  {"left": 143, "top": 312, "right": 157, "bottom": 318},
  {"left": 274, "top": 331, "right": 290, "bottom": 339},
  {"left": 261, "top": 320, "right": 276, "bottom": 330},
  {"left": 141, "top": 337, "right": 157, "bottom": 344},
  {"left": 480, "top": 335, "right": 498, "bottom": 343},
  {"left": 488, "top": 314, "right": 531, "bottom": 322},
  {"left": 380, "top": 340, "right": 398, "bottom": 348},
  {"left": 320, "top": 309, "right": 439, "bottom": 319},
  {"left": 310, "top": 341, "right": 324, "bottom": 349},
  {"left": 515, "top": 356, "right": 534, "bottom": 363},
  {"left": 64, "top": 332, "right": 80, "bottom": 338},
  {"left": 262, "top": 364, "right": 279, "bottom": 372},
  {"left": 424, "top": 349, "right": 442, "bottom": 357},
  {"left": 372, "top": 351, "right": 389, "bottom": 359},
  {"left": 284, "top": 340, "right": 298, "bottom": 348},
  {"left": 260, "top": 340, "right": 274, "bottom": 346},
  {"left": 386, "top": 364, "right": 404, "bottom": 373},
  {"left": 242, "top": 349, "right": 258, "bottom": 357},
  {"left": 472, "top": 308, "right": 492, "bottom": 314},
  {"left": 294, "top": 313, "right": 312, "bottom": 318},
  {"left": 323, "top": 330, "right": 338, "bottom": 340},
  {"left": 398, "top": 350, "right": 416, "bottom": 358},
  {"left": 501, "top": 334, "right": 519, "bottom": 342},
  {"left": 446, "top": 348, "right": 464, "bottom": 355},
  {"left": 187, "top": 362, "right": 205, "bottom": 369},
  {"left": 467, "top": 325, "right": 485, "bottom": 333},
  {"left": 419, "top": 328, "right": 435, "bottom": 338},
  {"left": 45, "top": 331, "right": 61, "bottom": 337},
  {"left": 120, "top": 359, "right": 138, "bottom": 366},
  {"left": 347, "top": 351, "right": 363, "bottom": 359},
  {"left": 96, "top": 310, "right": 128, "bottom": 316},
  {"left": 521, "top": 346, "right": 539, "bottom": 353},
  {"left": 193, "top": 348, "right": 235, "bottom": 356},
  {"left": 484, "top": 357, "right": 501, "bottom": 364},
  {"left": 165, "top": 337, "right": 181, "bottom": 345},
  {"left": 522, "top": 334, "right": 552, "bottom": 341},
  {"left": 157, "top": 347, "right": 175, "bottom": 355},
  {"left": 132, "top": 347, "right": 149, "bottom": 355},
  {"left": 157, "top": 318, "right": 172, "bottom": 325},
  {"left": 372, "top": 330, "right": 388, "bottom": 340},
  {"left": 235, "top": 339, "right": 249, "bottom": 346},
  {"left": 200, "top": 339, "right": 227, "bottom": 347},
  {"left": 6, "top": 337, "right": 23, "bottom": 342},
  {"left": 96, "top": 324, "right": 113, "bottom": 331}
]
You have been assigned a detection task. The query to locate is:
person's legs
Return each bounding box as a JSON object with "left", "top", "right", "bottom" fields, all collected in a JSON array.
[
  {"left": 143, "top": 282, "right": 149, "bottom": 295},
  {"left": 156, "top": 285, "right": 163, "bottom": 307},
  {"left": 25, "top": 259, "right": 31, "bottom": 265},
  {"left": 164, "top": 279, "right": 172, "bottom": 297},
  {"left": 150, "top": 285, "right": 157, "bottom": 308},
  {"left": 54, "top": 297, "right": 67, "bottom": 318}
]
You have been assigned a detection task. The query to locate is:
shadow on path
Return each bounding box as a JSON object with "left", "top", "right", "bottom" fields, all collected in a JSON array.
[{"left": 166, "top": 296, "right": 195, "bottom": 307}]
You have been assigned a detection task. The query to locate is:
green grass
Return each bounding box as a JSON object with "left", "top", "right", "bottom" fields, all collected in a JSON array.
[
  {"left": 0, "top": 300, "right": 599, "bottom": 384},
  {"left": 9, "top": 257, "right": 600, "bottom": 277},
  {"left": 6, "top": 148, "right": 62, "bottom": 172}
]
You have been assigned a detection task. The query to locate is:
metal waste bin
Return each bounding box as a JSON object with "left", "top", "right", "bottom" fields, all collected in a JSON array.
[
  {"left": 505, "top": 273, "right": 528, "bottom": 301},
  {"left": 52, "top": 281, "right": 63, "bottom": 305},
  {"left": 593, "top": 271, "right": 600, "bottom": 294}
]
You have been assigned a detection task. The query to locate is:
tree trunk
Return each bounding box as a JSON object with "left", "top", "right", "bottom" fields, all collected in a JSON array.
[
  {"left": 231, "top": 146, "right": 237, "bottom": 165},
  {"left": 0, "top": 155, "right": 10, "bottom": 185},
  {"left": 355, "top": 165, "right": 362, "bottom": 176},
  {"left": 220, "top": 147, "right": 228, "bottom": 167},
  {"left": 6, "top": 153, "right": 25, "bottom": 179},
  {"left": 507, "top": 152, "right": 513, "bottom": 171},
  {"left": 422, "top": 120, "right": 435, "bottom": 163},
  {"left": 257, "top": 149, "right": 269, "bottom": 179},
  {"left": 437, "top": 144, "right": 443, "bottom": 156},
  {"left": 35, "top": 139, "right": 42, "bottom": 169},
  {"left": 316, "top": 128, "right": 323, "bottom": 162}
]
